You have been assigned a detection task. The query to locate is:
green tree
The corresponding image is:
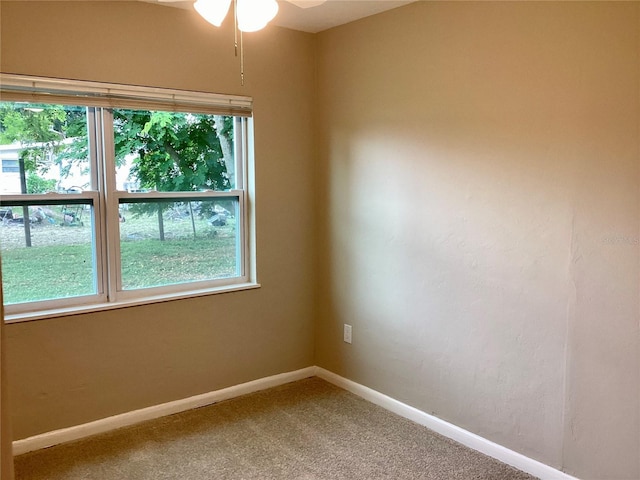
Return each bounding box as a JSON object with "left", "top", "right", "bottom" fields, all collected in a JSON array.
[
  {"left": 0, "top": 104, "right": 66, "bottom": 146},
  {"left": 114, "top": 109, "right": 233, "bottom": 192},
  {"left": 26, "top": 172, "right": 57, "bottom": 194},
  {"left": 113, "top": 109, "right": 234, "bottom": 240},
  {"left": 1, "top": 104, "right": 233, "bottom": 241},
  {"left": 0, "top": 104, "right": 233, "bottom": 194},
  {"left": 0, "top": 103, "right": 88, "bottom": 190}
]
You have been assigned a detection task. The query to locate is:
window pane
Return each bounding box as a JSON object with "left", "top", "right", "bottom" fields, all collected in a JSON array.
[
  {"left": 0, "top": 203, "right": 97, "bottom": 304},
  {"left": 113, "top": 109, "right": 235, "bottom": 192},
  {"left": 119, "top": 199, "right": 239, "bottom": 290},
  {"left": 1, "top": 80, "right": 251, "bottom": 314},
  {"left": 0, "top": 103, "right": 90, "bottom": 195},
  {"left": 2, "top": 160, "right": 19, "bottom": 173}
]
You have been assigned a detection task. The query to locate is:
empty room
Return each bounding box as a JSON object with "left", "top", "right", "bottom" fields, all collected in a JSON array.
[{"left": 0, "top": 1, "right": 638, "bottom": 479}]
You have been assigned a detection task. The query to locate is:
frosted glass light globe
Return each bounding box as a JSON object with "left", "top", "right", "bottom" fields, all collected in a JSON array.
[
  {"left": 237, "top": 0, "right": 279, "bottom": 32},
  {"left": 194, "top": 0, "right": 232, "bottom": 27}
]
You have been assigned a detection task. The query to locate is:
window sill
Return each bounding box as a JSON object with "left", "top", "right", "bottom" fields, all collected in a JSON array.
[{"left": 4, "top": 282, "right": 261, "bottom": 324}]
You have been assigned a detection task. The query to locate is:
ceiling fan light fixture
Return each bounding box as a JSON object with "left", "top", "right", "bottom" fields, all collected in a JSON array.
[
  {"left": 193, "top": 0, "right": 232, "bottom": 27},
  {"left": 236, "top": 0, "right": 279, "bottom": 32},
  {"left": 191, "top": 0, "right": 281, "bottom": 85}
]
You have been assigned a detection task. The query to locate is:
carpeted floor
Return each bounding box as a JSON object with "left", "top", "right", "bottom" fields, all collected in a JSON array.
[{"left": 15, "top": 377, "right": 538, "bottom": 479}]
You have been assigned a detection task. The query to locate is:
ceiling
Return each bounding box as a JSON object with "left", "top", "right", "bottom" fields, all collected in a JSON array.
[{"left": 144, "top": 0, "right": 415, "bottom": 33}]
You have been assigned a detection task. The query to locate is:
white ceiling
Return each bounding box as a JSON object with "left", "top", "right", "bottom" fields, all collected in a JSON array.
[
  {"left": 272, "top": 0, "right": 414, "bottom": 33},
  {"left": 145, "top": 0, "right": 415, "bottom": 33}
]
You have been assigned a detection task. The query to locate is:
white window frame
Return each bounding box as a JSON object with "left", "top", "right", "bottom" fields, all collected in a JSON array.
[
  {"left": 0, "top": 74, "right": 258, "bottom": 322},
  {"left": 0, "top": 191, "right": 107, "bottom": 314}
]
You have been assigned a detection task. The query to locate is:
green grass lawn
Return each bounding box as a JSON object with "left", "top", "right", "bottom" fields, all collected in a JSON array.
[
  {"left": 1, "top": 212, "right": 238, "bottom": 305},
  {"left": 1, "top": 243, "right": 94, "bottom": 304},
  {"left": 120, "top": 236, "right": 237, "bottom": 290}
]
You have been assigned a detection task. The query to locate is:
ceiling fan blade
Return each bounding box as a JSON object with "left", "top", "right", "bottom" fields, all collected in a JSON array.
[{"left": 285, "top": 0, "right": 327, "bottom": 8}]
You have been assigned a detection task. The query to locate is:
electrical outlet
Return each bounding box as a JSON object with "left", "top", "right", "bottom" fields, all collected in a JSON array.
[{"left": 344, "top": 324, "right": 352, "bottom": 344}]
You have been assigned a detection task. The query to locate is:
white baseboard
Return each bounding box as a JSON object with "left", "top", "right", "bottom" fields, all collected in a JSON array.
[
  {"left": 315, "top": 367, "right": 578, "bottom": 480},
  {"left": 13, "top": 365, "right": 579, "bottom": 480},
  {"left": 12, "top": 366, "right": 317, "bottom": 456}
]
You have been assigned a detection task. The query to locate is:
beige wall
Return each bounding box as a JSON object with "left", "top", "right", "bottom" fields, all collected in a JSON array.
[
  {"left": 0, "top": 1, "right": 317, "bottom": 439},
  {"left": 315, "top": 2, "right": 639, "bottom": 480},
  {"left": 2, "top": 2, "right": 640, "bottom": 480},
  {"left": 1, "top": 270, "right": 14, "bottom": 480}
]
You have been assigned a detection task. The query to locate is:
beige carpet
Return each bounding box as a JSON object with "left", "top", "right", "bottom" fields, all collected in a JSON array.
[{"left": 15, "top": 377, "right": 538, "bottom": 479}]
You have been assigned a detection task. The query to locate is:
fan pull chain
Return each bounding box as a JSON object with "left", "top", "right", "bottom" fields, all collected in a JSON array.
[
  {"left": 233, "top": 0, "right": 245, "bottom": 86},
  {"left": 240, "top": 31, "right": 245, "bottom": 86},
  {"left": 234, "top": 0, "right": 238, "bottom": 57}
]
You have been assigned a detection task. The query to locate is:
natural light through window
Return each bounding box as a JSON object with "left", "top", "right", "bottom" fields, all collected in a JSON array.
[{"left": 0, "top": 75, "right": 255, "bottom": 318}]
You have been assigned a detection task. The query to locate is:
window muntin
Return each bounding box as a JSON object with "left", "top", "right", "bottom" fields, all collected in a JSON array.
[{"left": 0, "top": 81, "right": 252, "bottom": 317}]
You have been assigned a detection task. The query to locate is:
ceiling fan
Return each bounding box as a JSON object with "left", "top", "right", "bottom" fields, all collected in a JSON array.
[
  {"left": 155, "top": 0, "right": 328, "bottom": 85},
  {"left": 157, "top": 0, "right": 327, "bottom": 32}
]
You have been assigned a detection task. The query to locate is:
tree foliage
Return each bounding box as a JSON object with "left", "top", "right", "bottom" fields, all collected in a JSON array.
[
  {"left": 0, "top": 103, "right": 88, "bottom": 189},
  {"left": 26, "top": 172, "right": 57, "bottom": 194},
  {"left": 0, "top": 104, "right": 66, "bottom": 146},
  {"left": 112, "top": 109, "right": 234, "bottom": 230},
  {"left": 113, "top": 109, "right": 233, "bottom": 192},
  {"left": 0, "top": 103, "right": 234, "bottom": 198},
  {"left": 1, "top": 102, "right": 236, "bottom": 245}
]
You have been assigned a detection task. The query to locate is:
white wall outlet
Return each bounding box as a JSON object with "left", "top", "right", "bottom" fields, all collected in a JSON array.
[{"left": 344, "top": 324, "right": 352, "bottom": 344}]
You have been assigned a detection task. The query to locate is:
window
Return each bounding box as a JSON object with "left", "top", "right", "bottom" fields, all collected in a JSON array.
[
  {"left": 1, "top": 160, "right": 19, "bottom": 173},
  {"left": 0, "top": 75, "right": 255, "bottom": 318}
]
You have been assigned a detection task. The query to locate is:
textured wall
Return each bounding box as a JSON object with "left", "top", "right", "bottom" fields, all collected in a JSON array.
[
  {"left": 1, "top": 1, "right": 317, "bottom": 439},
  {"left": 3, "top": 2, "right": 640, "bottom": 479},
  {"left": 315, "top": 2, "right": 639, "bottom": 479},
  {"left": 1, "top": 270, "right": 14, "bottom": 479}
]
